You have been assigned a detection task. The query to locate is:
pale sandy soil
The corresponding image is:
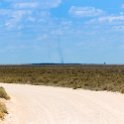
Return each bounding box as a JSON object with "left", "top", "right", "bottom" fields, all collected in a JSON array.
[{"left": 1, "top": 83, "right": 124, "bottom": 124}]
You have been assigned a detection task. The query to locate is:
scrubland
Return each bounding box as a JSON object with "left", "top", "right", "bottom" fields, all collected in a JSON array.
[{"left": 0, "top": 64, "right": 124, "bottom": 93}]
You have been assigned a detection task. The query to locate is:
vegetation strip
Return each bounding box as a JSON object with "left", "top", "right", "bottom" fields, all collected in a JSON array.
[{"left": 0, "top": 65, "right": 124, "bottom": 93}]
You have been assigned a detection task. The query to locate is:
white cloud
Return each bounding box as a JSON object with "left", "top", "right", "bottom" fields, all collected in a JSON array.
[
  {"left": 5, "top": 10, "right": 32, "bottom": 29},
  {"left": 0, "top": 0, "right": 62, "bottom": 29},
  {"left": 10, "top": 0, "right": 62, "bottom": 9},
  {"left": 27, "top": 16, "right": 36, "bottom": 22},
  {"left": 121, "top": 4, "right": 124, "bottom": 8},
  {"left": 98, "top": 15, "right": 124, "bottom": 23},
  {"left": 69, "top": 6, "right": 105, "bottom": 17},
  {"left": 86, "top": 12, "right": 124, "bottom": 26},
  {"left": 40, "top": 0, "right": 62, "bottom": 8},
  {"left": 13, "top": 2, "right": 39, "bottom": 9},
  {"left": 0, "top": 9, "right": 10, "bottom": 15},
  {"left": 37, "top": 34, "right": 48, "bottom": 41},
  {"left": 112, "top": 25, "right": 124, "bottom": 31}
]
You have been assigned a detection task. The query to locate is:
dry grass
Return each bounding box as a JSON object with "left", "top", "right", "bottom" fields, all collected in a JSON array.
[
  {"left": 0, "top": 102, "right": 8, "bottom": 120},
  {"left": 0, "top": 87, "right": 10, "bottom": 120},
  {"left": 0, "top": 64, "right": 124, "bottom": 93},
  {"left": 0, "top": 87, "right": 10, "bottom": 100}
]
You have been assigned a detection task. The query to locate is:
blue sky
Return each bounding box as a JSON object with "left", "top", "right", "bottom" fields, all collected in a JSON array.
[{"left": 0, "top": 0, "right": 124, "bottom": 64}]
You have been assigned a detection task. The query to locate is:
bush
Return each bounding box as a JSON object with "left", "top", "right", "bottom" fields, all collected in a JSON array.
[
  {"left": 0, "top": 87, "right": 10, "bottom": 100},
  {"left": 0, "top": 87, "right": 10, "bottom": 120},
  {"left": 0, "top": 102, "right": 8, "bottom": 120}
]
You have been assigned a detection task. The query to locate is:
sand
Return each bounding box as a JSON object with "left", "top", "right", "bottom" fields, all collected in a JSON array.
[{"left": 1, "top": 83, "right": 124, "bottom": 124}]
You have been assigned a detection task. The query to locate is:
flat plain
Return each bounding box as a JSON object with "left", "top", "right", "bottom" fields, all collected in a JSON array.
[{"left": 0, "top": 64, "right": 124, "bottom": 93}]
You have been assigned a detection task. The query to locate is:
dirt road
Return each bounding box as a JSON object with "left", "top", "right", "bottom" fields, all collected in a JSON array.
[{"left": 1, "top": 83, "right": 124, "bottom": 124}]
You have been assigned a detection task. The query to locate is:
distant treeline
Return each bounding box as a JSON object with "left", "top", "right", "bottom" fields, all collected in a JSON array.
[{"left": 0, "top": 63, "right": 124, "bottom": 67}]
